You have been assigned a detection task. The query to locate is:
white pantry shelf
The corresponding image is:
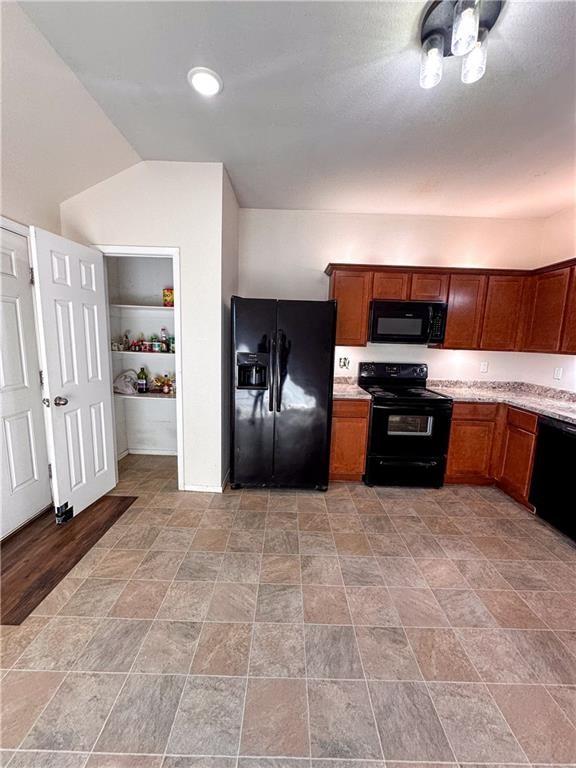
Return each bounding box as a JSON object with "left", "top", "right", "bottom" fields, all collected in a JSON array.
[
  {"left": 114, "top": 392, "right": 176, "bottom": 400},
  {"left": 111, "top": 350, "right": 175, "bottom": 356},
  {"left": 110, "top": 304, "right": 174, "bottom": 311}
]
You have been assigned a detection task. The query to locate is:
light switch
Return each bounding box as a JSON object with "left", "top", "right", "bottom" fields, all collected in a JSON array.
[
  {"left": 480, "top": 361, "right": 489, "bottom": 373},
  {"left": 553, "top": 367, "right": 563, "bottom": 380}
]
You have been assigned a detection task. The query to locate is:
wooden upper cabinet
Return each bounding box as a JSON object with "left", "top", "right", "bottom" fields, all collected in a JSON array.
[
  {"left": 522, "top": 268, "right": 571, "bottom": 352},
  {"left": 410, "top": 272, "right": 449, "bottom": 302},
  {"left": 444, "top": 274, "right": 487, "bottom": 349},
  {"left": 330, "top": 270, "right": 372, "bottom": 346},
  {"left": 372, "top": 271, "right": 411, "bottom": 300},
  {"left": 560, "top": 267, "right": 576, "bottom": 353},
  {"left": 480, "top": 275, "right": 525, "bottom": 350}
]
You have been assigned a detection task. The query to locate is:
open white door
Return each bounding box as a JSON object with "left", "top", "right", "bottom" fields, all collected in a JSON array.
[
  {"left": 1, "top": 226, "right": 51, "bottom": 537},
  {"left": 30, "top": 227, "right": 116, "bottom": 520}
]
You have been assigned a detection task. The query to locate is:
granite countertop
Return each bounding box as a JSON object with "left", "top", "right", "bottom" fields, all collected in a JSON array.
[
  {"left": 429, "top": 385, "right": 576, "bottom": 426},
  {"left": 332, "top": 379, "right": 371, "bottom": 400},
  {"left": 333, "top": 377, "right": 576, "bottom": 425}
]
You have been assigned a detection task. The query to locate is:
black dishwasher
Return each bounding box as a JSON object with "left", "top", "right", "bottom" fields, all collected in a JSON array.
[{"left": 529, "top": 416, "right": 576, "bottom": 541}]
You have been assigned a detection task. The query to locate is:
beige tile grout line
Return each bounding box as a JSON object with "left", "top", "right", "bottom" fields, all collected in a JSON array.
[
  {"left": 160, "top": 537, "right": 226, "bottom": 764},
  {"left": 372, "top": 487, "right": 554, "bottom": 766},
  {"left": 84, "top": 494, "right": 202, "bottom": 764},
  {"left": 299, "top": 542, "right": 314, "bottom": 764},
  {"left": 8, "top": 607, "right": 104, "bottom": 760},
  {"left": 231, "top": 532, "right": 263, "bottom": 768},
  {"left": 6, "top": 477, "right": 576, "bottom": 763}
]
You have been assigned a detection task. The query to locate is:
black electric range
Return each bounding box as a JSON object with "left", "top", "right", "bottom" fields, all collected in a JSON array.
[{"left": 358, "top": 362, "right": 453, "bottom": 488}]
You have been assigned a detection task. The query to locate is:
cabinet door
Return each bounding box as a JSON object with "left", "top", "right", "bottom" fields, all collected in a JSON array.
[
  {"left": 329, "top": 400, "right": 369, "bottom": 482},
  {"left": 444, "top": 274, "right": 487, "bottom": 349},
  {"left": 410, "top": 273, "right": 449, "bottom": 302},
  {"left": 480, "top": 275, "right": 525, "bottom": 350},
  {"left": 560, "top": 267, "right": 576, "bottom": 353},
  {"left": 446, "top": 420, "right": 495, "bottom": 483},
  {"left": 372, "top": 271, "right": 411, "bottom": 300},
  {"left": 522, "top": 268, "right": 571, "bottom": 352},
  {"left": 330, "top": 270, "right": 372, "bottom": 346},
  {"left": 500, "top": 425, "right": 536, "bottom": 504}
]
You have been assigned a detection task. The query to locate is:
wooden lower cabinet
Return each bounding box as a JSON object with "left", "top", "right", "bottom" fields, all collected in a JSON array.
[
  {"left": 445, "top": 403, "right": 500, "bottom": 484},
  {"left": 497, "top": 408, "right": 538, "bottom": 506},
  {"left": 446, "top": 402, "right": 537, "bottom": 509},
  {"left": 330, "top": 399, "right": 370, "bottom": 482}
]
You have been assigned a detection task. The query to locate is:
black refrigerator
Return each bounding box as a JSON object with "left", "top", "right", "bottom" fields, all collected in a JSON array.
[{"left": 230, "top": 296, "right": 337, "bottom": 490}]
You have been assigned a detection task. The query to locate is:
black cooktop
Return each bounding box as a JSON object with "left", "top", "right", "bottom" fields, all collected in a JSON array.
[
  {"left": 359, "top": 384, "right": 450, "bottom": 402},
  {"left": 357, "top": 362, "right": 452, "bottom": 405}
]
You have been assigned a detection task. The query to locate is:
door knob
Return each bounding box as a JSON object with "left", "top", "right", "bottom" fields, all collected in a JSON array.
[{"left": 53, "top": 396, "right": 69, "bottom": 407}]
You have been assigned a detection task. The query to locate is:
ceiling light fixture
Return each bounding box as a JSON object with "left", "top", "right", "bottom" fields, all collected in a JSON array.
[
  {"left": 419, "top": 0, "right": 503, "bottom": 89},
  {"left": 187, "top": 67, "right": 223, "bottom": 96},
  {"left": 451, "top": 0, "right": 480, "bottom": 56}
]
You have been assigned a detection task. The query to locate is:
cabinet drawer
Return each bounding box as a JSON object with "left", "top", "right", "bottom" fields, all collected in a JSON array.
[
  {"left": 452, "top": 402, "right": 499, "bottom": 421},
  {"left": 333, "top": 399, "right": 370, "bottom": 418},
  {"left": 507, "top": 407, "right": 538, "bottom": 434}
]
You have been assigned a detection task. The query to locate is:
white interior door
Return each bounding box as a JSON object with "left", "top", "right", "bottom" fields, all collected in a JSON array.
[
  {"left": 1, "top": 226, "right": 52, "bottom": 537},
  {"left": 30, "top": 227, "right": 116, "bottom": 518}
]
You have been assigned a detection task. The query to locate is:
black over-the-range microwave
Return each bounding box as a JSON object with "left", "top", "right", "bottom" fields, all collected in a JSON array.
[{"left": 369, "top": 300, "right": 447, "bottom": 345}]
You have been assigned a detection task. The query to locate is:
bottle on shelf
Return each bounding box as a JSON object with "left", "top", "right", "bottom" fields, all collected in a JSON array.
[
  {"left": 160, "top": 327, "right": 170, "bottom": 353},
  {"left": 137, "top": 366, "right": 148, "bottom": 393}
]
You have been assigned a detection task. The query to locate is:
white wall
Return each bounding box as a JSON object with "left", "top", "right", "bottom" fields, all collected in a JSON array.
[
  {"left": 238, "top": 209, "right": 547, "bottom": 301},
  {"left": 1, "top": 3, "right": 139, "bottom": 232},
  {"left": 336, "top": 346, "right": 576, "bottom": 393},
  {"left": 541, "top": 206, "right": 575, "bottom": 264},
  {"left": 61, "top": 161, "right": 231, "bottom": 491},
  {"left": 239, "top": 208, "right": 575, "bottom": 392},
  {"left": 221, "top": 171, "right": 240, "bottom": 483}
]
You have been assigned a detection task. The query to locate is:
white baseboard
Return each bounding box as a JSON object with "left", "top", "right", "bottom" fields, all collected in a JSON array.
[
  {"left": 182, "top": 471, "right": 229, "bottom": 495},
  {"left": 126, "top": 449, "right": 178, "bottom": 456}
]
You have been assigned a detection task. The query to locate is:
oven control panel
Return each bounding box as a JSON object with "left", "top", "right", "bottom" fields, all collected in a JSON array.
[{"left": 359, "top": 362, "right": 428, "bottom": 380}]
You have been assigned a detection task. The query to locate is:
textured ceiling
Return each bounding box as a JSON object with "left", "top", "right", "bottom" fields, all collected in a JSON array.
[{"left": 22, "top": 1, "right": 576, "bottom": 217}]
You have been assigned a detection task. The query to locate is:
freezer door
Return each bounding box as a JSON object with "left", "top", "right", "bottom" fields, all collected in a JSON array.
[
  {"left": 272, "top": 300, "right": 336, "bottom": 488},
  {"left": 230, "top": 297, "right": 277, "bottom": 486}
]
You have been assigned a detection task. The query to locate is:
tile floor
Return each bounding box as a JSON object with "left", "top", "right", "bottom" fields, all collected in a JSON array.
[{"left": 2, "top": 453, "right": 576, "bottom": 767}]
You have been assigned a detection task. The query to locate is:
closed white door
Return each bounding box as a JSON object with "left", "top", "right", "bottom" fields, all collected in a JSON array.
[
  {"left": 1, "top": 226, "right": 51, "bottom": 537},
  {"left": 30, "top": 227, "right": 116, "bottom": 517}
]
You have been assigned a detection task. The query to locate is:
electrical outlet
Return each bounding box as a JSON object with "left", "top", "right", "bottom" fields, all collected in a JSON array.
[
  {"left": 338, "top": 357, "right": 350, "bottom": 370},
  {"left": 480, "top": 361, "right": 489, "bottom": 373},
  {"left": 553, "top": 367, "right": 563, "bottom": 380}
]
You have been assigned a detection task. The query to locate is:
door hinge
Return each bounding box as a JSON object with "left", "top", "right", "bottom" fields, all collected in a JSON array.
[
  {"left": 30, "top": 267, "right": 35, "bottom": 285},
  {"left": 48, "top": 463, "right": 52, "bottom": 479},
  {"left": 55, "top": 501, "right": 73, "bottom": 525},
  {"left": 39, "top": 370, "right": 44, "bottom": 388}
]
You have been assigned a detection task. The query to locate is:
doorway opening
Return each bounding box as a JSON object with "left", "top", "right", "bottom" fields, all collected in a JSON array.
[{"left": 102, "top": 246, "right": 183, "bottom": 490}]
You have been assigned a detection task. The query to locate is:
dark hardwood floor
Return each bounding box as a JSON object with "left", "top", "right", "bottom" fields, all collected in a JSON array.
[{"left": 1, "top": 495, "right": 136, "bottom": 624}]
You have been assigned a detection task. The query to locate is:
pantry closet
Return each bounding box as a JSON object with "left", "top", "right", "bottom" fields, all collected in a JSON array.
[{"left": 103, "top": 247, "right": 182, "bottom": 470}]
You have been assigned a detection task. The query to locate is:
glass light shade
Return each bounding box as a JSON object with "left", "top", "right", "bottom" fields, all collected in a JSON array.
[
  {"left": 187, "top": 67, "right": 223, "bottom": 96},
  {"left": 451, "top": 0, "right": 480, "bottom": 56},
  {"left": 461, "top": 27, "right": 488, "bottom": 84},
  {"left": 420, "top": 33, "right": 444, "bottom": 89}
]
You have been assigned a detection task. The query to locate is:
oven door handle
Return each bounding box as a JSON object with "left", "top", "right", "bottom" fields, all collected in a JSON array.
[{"left": 372, "top": 404, "right": 444, "bottom": 414}]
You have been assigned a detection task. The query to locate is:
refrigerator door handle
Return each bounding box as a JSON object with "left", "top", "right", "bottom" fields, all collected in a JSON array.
[
  {"left": 275, "top": 328, "right": 284, "bottom": 412},
  {"left": 268, "top": 334, "right": 276, "bottom": 411}
]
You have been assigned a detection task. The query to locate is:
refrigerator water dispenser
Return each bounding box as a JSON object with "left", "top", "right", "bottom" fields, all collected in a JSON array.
[{"left": 236, "top": 352, "right": 268, "bottom": 389}]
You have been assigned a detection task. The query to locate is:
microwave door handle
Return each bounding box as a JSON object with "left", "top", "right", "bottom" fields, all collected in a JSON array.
[
  {"left": 426, "top": 305, "right": 434, "bottom": 342},
  {"left": 268, "top": 335, "right": 276, "bottom": 411}
]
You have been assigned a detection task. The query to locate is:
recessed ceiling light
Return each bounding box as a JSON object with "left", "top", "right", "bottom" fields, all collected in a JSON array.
[{"left": 187, "top": 67, "right": 223, "bottom": 97}]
